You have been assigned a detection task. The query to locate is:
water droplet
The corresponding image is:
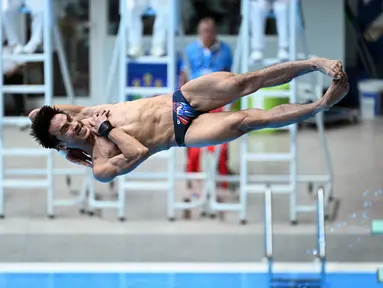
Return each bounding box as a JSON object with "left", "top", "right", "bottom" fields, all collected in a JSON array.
[
  {"left": 357, "top": 238, "right": 361, "bottom": 242},
  {"left": 363, "top": 190, "right": 370, "bottom": 197},
  {"left": 312, "top": 249, "right": 318, "bottom": 256},
  {"left": 306, "top": 250, "right": 311, "bottom": 255},
  {"left": 330, "top": 228, "right": 334, "bottom": 233},
  {"left": 349, "top": 244, "right": 353, "bottom": 248},
  {"left": 349, "top": 213, "right": 356, "bottom": 219},
  {"left": 364, "top": 201, "right": 372, "bottom": 208}
]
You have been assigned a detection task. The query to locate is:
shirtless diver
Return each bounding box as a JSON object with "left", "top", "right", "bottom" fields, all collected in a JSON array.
[{"left": 29, "top": 58, "right": 349, "bottom": 183}]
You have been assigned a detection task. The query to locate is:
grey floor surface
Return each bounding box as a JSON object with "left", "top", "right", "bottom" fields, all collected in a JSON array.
[{"left": 0, "top": 118, "right": 382, "bottom": 263}]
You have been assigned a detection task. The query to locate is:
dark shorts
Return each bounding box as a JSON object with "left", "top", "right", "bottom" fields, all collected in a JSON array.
[{"left": 173, "top": 90, "right": 201, "bottom": 147}]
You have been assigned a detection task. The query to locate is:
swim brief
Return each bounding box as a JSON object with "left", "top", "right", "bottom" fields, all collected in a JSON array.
[{"left": 172, "top": 90, "right": 201, "bottom": 147}]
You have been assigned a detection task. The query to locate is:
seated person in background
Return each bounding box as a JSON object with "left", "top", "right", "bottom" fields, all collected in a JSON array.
[
  {"left": 126, "top": 0, "right": 168, "bottom": 57},
  {"left": 2, "top": 0, "right": 44, "bottom": 54},
  {"left": 250, "top": 0, "right": 289, "bottom": 62},
  {"left": 29, "top": 58, "right": 348, "bottom": 183}
]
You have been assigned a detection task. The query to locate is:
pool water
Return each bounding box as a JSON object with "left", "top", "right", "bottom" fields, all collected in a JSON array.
[{"left": 0, "top": 272, "right": 380, "bottom": 288}]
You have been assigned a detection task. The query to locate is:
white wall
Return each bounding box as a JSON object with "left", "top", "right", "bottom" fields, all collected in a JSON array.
[{"left": 102, "top": 0, "right": 345, "bottom": 103}]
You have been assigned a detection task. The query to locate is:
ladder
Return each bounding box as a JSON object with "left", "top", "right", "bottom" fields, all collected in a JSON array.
[
  {"left": 264, "top": 186, "right": 327, "bottom": 287},
  {"left": 210, "top": 0, "right": 334, "bottom": 224},
  {"left": 97, "top": 0, "right": 179, "bottom": 221},
  {"left": 101, "top": 0, "right": 231, "bottom": 221},
  {"left": 0, "top": 0, "right": 88, "bottom": 218}
]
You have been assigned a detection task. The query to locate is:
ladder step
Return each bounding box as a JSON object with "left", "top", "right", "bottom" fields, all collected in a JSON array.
[
  {"left": 1, "top": 116, "right": 30, "bottom": 126},
  {"left": 122, "top": 181, "right": 169, "bottom": 190},
  {"left": 175, "top": 172, "right": 207, "bottom": 180},
  {"left": 215, "top": 174, "right": 240, "bottom": 182},
  {"left": 296, "top": 205, "right": 317, "bottom": 213},
  {"left": 89, "top": 201, "right": 119, "bottom": 209},
  {"left": 152, "top": 150, "right": 171, "bottom": 158},
  {"left": 2, "top": 54, "right": 45, "bottom": 62},
  {"left": 246, "top": 184, "right": 292, "bottom": 193},
  {"left": 2, "top": 179, "right": 49, "bottom": 189},
  {"left": 53, "top": 199, "right": 84, "bottom": 207},
  {"left": 126, "top": 172, "right": 208, "bottom": 180},
  {"left": 210, "top": 203, "right": 242, "bottom": 211},
  {"left": 126, "top": 56, "right": 170, "bottom": 64},
  {"left": 124, "top": 87, "right": 172, "bottom": 95},
  {"left": 246, "top": 153, "right": 294, "bottom": 162},
  {"left": 126, "top": 172, "right": 168, "bottom": 179},
  {"left": 2, "top": 148, "right": 49, "bottom": 157},
  {"left": 5, "top": 168, "right": 87, "bottom": 176},
  {"left": 247, "top": 174, "right": 331, "bottom": 183},
  {"left": 2, "top": 85, "right": 45, "bottom": 94}
]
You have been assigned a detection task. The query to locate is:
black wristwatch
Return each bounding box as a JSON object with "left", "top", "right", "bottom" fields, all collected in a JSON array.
[{"left": 98, "top": 120, "right": 114, "bottom": 138}]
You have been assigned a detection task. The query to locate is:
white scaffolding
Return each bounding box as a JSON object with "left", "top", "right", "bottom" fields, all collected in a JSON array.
[
  {"left": 97, "top": 0, "right": 177, "bottom": 221},
  {"left": 0, "top": 0, "right": 88, "bottom": 218},
  {"left": 208, "top": 0, "right": 334, "bottom": 224},
  {"left": 101, "top": 0, "right": 236, "bottom": 221}
]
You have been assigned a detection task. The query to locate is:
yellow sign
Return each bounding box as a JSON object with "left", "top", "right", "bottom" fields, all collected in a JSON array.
[
  {"left": 155, "top": 79, "right": 163, "bottom": 87},
  {"left": 133, "top": 79, "right": 141, "bottom": 87},
  {"left": 143, "top": 73, "right": 153, "bottom": 87}
]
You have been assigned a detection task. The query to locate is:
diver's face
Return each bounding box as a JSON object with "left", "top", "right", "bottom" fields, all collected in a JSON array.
[{"left": 48, "top": 113, "right": 91, "bottom": 148}]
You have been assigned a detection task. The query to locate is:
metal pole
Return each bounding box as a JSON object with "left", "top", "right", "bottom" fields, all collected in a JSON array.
[
  {"left": 317, "top": 187, "right": 326, "bottom": 259},
  {"left": 0, "top": 0, "right": 4, "bottom": 217},
  {"left": 289, "top": 0, "right": 298, "bottom": 224},
  {"left": 239, "top": 0, "right": 250, "bottom": 223},
  {"left": 317, "top": 186, "right": 326, "bottom": 285},
  {"left": 44, "top": 0, "right": 54, "bottom": 217},
  {"left": 118, "top": 0, "right": 127, "bottom": 220},
  {"left": 264, "top": 185, "right": 273, "bottom": 276},
  {"left": 167, "top": 0, "right": 176, "bottom": 220}
]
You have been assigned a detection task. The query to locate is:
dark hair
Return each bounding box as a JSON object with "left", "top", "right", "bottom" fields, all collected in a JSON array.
[
  {"left": 198, "top": 17, "right": 217, "bottom": 27},
  {"left": 30, "top": 105, "right": 65, "bottom": 149}
]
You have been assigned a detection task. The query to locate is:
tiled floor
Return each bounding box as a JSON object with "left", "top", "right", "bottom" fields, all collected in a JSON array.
[{"left": 0, "top": 118, "right": 382, "bottom": 262}]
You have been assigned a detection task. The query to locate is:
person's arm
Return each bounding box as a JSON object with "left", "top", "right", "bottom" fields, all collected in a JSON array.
[{"left": 92, "top": 128, "right": 149, "bottom": 182}]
